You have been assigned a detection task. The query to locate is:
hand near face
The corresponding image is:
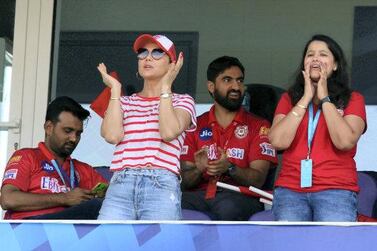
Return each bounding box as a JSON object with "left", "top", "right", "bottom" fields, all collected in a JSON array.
[
  {"left": 159, "top": 52, "right": 184, "bottom": 90},
  {"left": 302, "top": 62, "right": 315, "bottom": 102},
  {"left": 316, "top": 62, "right": 329, "bottom": 100},
  {"left": 206, "top": 148, "right": 230, "bottom": 176},
  {"left": 97, "top": 63, "right": 122, "bottom": 90}
]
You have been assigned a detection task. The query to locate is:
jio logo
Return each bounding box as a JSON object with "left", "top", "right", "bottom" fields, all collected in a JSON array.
[{"left": 199, "top": 128, "right": 213, "bottom": 140}]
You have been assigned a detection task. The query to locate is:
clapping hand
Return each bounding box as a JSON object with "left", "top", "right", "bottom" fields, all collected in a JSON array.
[
  {"left": 194, "top": 147, "right": 209, "bottom": 173},
  {"left": 97, "top": 63, "right": 122, "bottom": 90},
  {"left": 159, "top": 52, "right": 184, "bottom": 90}
]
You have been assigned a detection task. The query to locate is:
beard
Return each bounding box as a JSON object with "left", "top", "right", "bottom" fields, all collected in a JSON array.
[
  {"left": 50, "top": 139, "right": 77, "bottom": 159},
  {"left": 213, "top": 89, "right": 244, "bottom": 112}
]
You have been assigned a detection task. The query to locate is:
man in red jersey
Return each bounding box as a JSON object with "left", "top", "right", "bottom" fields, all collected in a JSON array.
[
  {"left": 1, "top": 96, "right": 107, "bottom": 219},
  {"left": 180, "top": 56, "right": 277, "bottom": 220}
]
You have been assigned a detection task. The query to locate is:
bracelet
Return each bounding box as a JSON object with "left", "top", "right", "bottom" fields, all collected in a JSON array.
[
  {"left": 160, "top": 93, "right": 173, "bottom": 99},
  {"left": 110, "top": 97, "right": 120, "bottom": 100},
  {"left": 297, "top": 104, "right": 307, "bottom": 109}
]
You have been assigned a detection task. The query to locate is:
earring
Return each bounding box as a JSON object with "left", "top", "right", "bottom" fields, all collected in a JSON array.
[{"left": 135, "top": 71, "right": 142, "bottom": 80}]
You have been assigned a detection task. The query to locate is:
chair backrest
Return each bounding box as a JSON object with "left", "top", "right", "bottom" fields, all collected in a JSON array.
[
  {"left": 94, "top": 166, "right": 113, "bottom": 181},
  {"left": 181, "top": 209, "right": 212, "bottom": 221},
  {"left": 248, "top": 209, "right": 275, "bottom": 221},
  {"left": 246, "top": 83, "right": 286, "bottom": 123},
  {"left": 357, "top": 172, "right": 377, "bottom": 217}
]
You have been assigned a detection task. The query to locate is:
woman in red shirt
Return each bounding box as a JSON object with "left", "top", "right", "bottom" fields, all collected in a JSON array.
[{"left": 269, "top": 34, "right": 367, "bottom": 221}]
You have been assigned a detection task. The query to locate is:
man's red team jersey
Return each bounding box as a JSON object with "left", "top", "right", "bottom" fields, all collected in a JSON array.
[
  {"left": 2, "top": 142, "right": 107, "bottom": 219},
  {"left": 180, "top": 106, "right": 277, "bottom": 190}
]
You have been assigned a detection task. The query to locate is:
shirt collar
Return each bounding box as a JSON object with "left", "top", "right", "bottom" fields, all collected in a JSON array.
[{"left": 38, "top": 142, "right": 71, "bottom": 162}]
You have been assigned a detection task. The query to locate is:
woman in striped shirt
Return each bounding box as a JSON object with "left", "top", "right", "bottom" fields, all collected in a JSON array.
[{"left": 96, "top": 34, "right": 196, "bottom": 220}]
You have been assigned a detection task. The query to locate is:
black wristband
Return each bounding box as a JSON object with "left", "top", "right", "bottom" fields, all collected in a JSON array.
[{"left": 320, "top": 96, "right": 331, "bottom": 105}]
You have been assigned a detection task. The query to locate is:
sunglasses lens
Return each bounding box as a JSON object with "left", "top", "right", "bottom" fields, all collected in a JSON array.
[
  {"left": 137, "top": 49, "right": 148, "bottom": 59},
  {"left": 151, "top": 49, "right": 165, "bottom": 59},
  {"left": 137, "top": 48, "right": 166, "bottom": 60}
]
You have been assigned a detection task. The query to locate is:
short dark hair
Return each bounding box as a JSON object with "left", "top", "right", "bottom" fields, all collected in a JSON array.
[
  {"left": 45, "top": 96, "right": 90, "bottom": 123},
  {"left": 207, "top": 56, "right": 245, "bottom": 82}
]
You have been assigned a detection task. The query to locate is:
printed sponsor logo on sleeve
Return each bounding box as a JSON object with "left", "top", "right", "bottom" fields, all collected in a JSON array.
[
  {"left": 259, "top": 126, "right": 270, "bottom": 136},
  {"left": 260, "top": 142, "right": 276, "bottom": 157},
  {"left": 7, "top": 155, "right": 22, "bottom": 166},
  {"left": 3, "top": 169, "right": 18, "bottom": 180}
]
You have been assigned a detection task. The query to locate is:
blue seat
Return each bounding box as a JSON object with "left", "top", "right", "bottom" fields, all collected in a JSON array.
[
  {"left": 357, "top": 172, "right": 377, "bottom": 217},
  {"left": 94, "top": 166, "right": 113, "bottom": 181},
  {"left": 248, "top": 210, "right": 275, "bottom": 221},
  {"left": 182, "top": 209, "right": 211, "bottom": 221}
]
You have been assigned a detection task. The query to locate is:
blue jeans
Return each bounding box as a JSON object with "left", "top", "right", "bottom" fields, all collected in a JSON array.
[
  {"left": 98, "top": 168, "right": 182, "bottom": 220},
  {"left": 272, "top": 187, "right": 358, "bottom": 221}
]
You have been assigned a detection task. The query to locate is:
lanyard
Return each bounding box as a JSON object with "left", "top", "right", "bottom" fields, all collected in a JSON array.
[
  {"left": 307, "top": 103, "right": 321, "bottom": 159},
  {"left": 51, "top": 159, "right": 76, "bottom": 189}
]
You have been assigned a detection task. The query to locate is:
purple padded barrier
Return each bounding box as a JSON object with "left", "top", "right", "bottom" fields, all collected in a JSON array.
[
  {"left": 357, "top": 172, "right": 377, "bottom": 217},
  {"left": 182, "top": 209, "right": 211, "bottom": 221},
  {"left": 248, "top": 210, "right": 275, "bottom": 221}
]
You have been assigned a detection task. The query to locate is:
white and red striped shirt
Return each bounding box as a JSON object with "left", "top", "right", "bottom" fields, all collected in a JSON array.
[{"left": 110, "top": 93, "right": 197, "bottom": 174}]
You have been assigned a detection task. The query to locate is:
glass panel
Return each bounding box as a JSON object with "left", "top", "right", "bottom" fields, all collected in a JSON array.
[{"left": 0, "top": 39, "right": 12, "bottom": 171}]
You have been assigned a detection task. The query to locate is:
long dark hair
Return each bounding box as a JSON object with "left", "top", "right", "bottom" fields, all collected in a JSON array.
[{"left": 288, "top": 34, "right": 351, "bottom": 109}]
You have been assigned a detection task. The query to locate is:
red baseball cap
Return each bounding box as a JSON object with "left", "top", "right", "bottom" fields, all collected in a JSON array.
[{"left": 133, "top": 34, "right": 177, "bottom": 62}]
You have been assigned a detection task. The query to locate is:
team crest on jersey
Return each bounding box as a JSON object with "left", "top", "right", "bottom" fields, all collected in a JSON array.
[
  {"left": 259, "top": 126, "right": 270, "bottom": 136},
  {"left": 3, "top": 169, "right": 18, "bottom": 180},
  {"left": 199, "top": 128, "right": 213, "bottom": 141},
  {"left": 181, "top": 145, "right": 188, "bottom": 155},
  {"left": 41, "top": 161, "right": 54, "bottom": 172},
  {"left": 259, "top": 142, "right": 276, "bottom": 157},
  {"left": 7, "top": 155, "right": 22, "bottom": 166},
  {"left": 227, "top": 148, "right": 245, "bottom": 159},
  {"left": 234, "top": 125, "right": 248, "bottom": 139}
]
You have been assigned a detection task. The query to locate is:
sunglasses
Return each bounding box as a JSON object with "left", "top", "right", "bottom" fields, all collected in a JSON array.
[{"left": 137, "top": 48, "right": 166, "bottom": 60}]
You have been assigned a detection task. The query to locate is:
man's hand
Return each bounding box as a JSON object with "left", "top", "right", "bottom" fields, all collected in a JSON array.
[
  {"left": 194, "top": 147, "right": 209, "bottom": 173},
  {"left": 62, "top": 188, "right": 95, "bottom": 207},
  {"left": 206, "top": 148, "right": 230, "bottom": 176}
]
